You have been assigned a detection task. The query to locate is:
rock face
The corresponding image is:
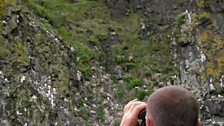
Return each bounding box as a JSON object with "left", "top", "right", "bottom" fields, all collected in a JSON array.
[
  {"left": 106, "top": 0, "right": 224, "bottom": 125},
  {"left": 0, "top": 1, "right": 123, "bottom": 125},
  {"left": 0, "top": 0, "right": 224, "bottom": 126},
  {"left": 1, "top": 2, "right": 82, "bottom": 125}
]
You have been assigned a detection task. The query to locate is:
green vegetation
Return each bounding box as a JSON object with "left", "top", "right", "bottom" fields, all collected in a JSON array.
[
  {"left": 134, "top": 89, "right": 146, "bottom": 100},
  {"left": 86, "top": 88, "right": 94, "bottom": 100},
  {"left": 2, "top": 0, "right": 224, "bottom": 124},
  {"left": 134, "top": 86, "right": 153, "bottom": 100},
  {"left": 27, "top": 0, "right": 111, "bottom": 79},
  {"left": 27, "top": 0, "right": 179, "bottom": 108},
  {"left": 124, "top": 74, "right": 142, "bottom": 90},
  {"left": 28, "top": 0, "right": 69, "bottom": 26},
  {"left": 80, "top": 107, "right": 90, "bottom": 120},
  {"left": 96, "top": 105, "right": 104, "bottom": 122},
  {"left": 175, "top": 12, "right": 185, "bottom": 26},
  {"left": 75, "top": 42, "right": 94, "bottom": 79},
  {"left": 57, "top": 27, "right": 71, "bottom": 41},
  {"left": 27, "top": 0, "right": 178, "bottom": 81}
]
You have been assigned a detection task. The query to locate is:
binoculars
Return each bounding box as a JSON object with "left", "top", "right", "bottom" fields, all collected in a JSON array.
[{"left": 138, "top": 108, "right": 146, "bottom": 126}]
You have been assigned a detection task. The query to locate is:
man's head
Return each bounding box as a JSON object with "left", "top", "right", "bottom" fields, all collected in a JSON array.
[{"left": 146, "top": 86, "right": 199, "bottom": 126}]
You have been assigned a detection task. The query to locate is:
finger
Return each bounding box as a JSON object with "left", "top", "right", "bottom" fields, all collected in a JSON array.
[
  {"left": 124, "top": 100, "right": 142, "bottom": 112},
  {"left": 126, "top": 99, "right": 138, "bottom": 106},
  {"left": 124, "top": 99, "right": 138, "bottom": 112},
  {"left": 128, "top": 101, "right": 146, "bottom": 112},
  {"left": 132, "top": 103, "right": 147, "bottom": 117}
]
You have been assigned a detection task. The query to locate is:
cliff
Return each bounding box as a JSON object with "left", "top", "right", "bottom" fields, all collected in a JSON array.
[{"left": 0, "top": 0, "right": 224, "bottom": 125}]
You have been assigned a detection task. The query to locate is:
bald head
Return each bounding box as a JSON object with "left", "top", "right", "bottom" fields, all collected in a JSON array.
[{"left": 146, "top": 86, "right": 199, "bottom": 126}]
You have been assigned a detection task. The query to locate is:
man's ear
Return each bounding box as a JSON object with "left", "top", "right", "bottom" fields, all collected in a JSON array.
[
  {"left": 145, "top": 116, "right": 153, "bottom": 126},
  {"left": 196, "top": 119, "right": 200, "bottom": 126}
]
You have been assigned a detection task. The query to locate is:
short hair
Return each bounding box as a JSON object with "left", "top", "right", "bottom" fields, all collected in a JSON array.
[{"left": 146, "top": 86, "right": 199, "bottom": 126}]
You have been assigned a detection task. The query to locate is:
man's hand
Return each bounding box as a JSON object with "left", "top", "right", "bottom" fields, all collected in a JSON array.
[{"left": 120, "top": 99, "right": 147, "bottom": 126}]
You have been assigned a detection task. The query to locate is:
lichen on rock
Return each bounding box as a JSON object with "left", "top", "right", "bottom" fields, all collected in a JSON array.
[{"left": 1, "top": 0, "right": 224, "bottom": 125}]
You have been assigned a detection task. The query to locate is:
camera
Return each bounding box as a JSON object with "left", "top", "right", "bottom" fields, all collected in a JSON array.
[{"left": 138, "top": 108, "right": 146, "bottom": 126}]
